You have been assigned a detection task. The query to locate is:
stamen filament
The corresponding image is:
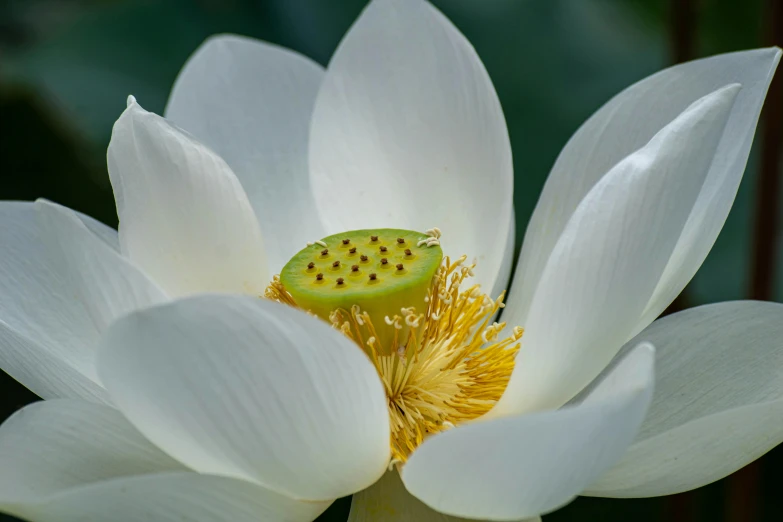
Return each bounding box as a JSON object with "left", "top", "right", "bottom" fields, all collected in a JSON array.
[{"left": 266, "top": 231, "right": 522, "bottom": 462}]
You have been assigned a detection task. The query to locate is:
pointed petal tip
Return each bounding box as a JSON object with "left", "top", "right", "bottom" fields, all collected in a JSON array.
[
  {"left": 629, "top": 342, "right": 656, "bottom": 392},
  {"left": 753, "top": 46, "right": 781, "bottom": 71},
  {"left": 687, "top": 82, "right": 742, "bottom": 120},
  {"left": 118, "top": 95, "right": 150, "bottom": 125},
  {"left": 637, "top": 341, "right": 655, "bottom": 352},
  {"left": 33, "top": 199, "right": 69, "bottom": 222},
  {"left": 772, "top": 46, "right": 783, "bottom": 70},
  {"left": 725, "top": 46, "right": 781, "bottom": 66},
  {"left": 201, "top": 32, "right": 251, "bottom": 48},
  {"left": 33, "top": 197, "right": 54, "bottom": 209},
  {"left": 721, "top": 82, "right": 743, "bottom": 95},
  {"left": 632, "top": 341, "right": 656, "bottom": 360}
]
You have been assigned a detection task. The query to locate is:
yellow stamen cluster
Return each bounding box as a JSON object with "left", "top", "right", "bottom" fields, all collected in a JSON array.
[
  {"left": 267, "top": 255, "right": 522, "bottom": 462},
  {"left": 265, "top": 275, "right": 297, "bottom": 306}
]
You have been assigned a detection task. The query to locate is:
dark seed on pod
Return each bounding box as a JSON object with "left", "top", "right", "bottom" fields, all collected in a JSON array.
[
  {"left": 370, "top": 235, "right": 379, "bottom": 241},
  {"left": 342, "top": 239, "right": 351, "bottom": 245},
  {"left": 332, "top": 261, "right": 341, "bottom": 268},
  {"left": 321, "top": 249, "right": 328, "bottom": 256},
  {"left": 349, "top": 247, "right": 357, "bottom": 254},
  {"left": 369, "top": 273, "right": 377, "bottom": 280},
  {"left": 336, "top": 277, "right": 345, "bottom": 285},
  {"left": 307, "top": 262, "right": 315, "bottom": 269},
  {"left": 351, "top": 265, "right": 359, "bottom": 272},
  {"left": 360, "top": 255, "right": 369, "bottom": 262},
  {"left": 381, "top": 258, "right": 389, "bottom": 265},
  {"left": 316, "top": 273, "right": 324, "bottom": 281},
  {"left": 404, "top": 249, "right": 412, "bottom": 256},
  {"left": 380, "top": 246, "right": 388, "bottom": 253},
  {"left": 397, "top": 238, "right": 405, "bottom": 244},
  {"left": 396, "top": 263, "right": 404, "bottom": 271}
]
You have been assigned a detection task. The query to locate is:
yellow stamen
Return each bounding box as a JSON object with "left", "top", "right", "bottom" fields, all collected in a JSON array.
[{"left": 267, "top": 252, "right": 522, "bottom": 462}]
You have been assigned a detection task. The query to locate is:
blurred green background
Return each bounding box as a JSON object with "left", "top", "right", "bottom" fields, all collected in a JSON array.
[{"left": 0, "top": 0, "right": 780, "bottom": 520}]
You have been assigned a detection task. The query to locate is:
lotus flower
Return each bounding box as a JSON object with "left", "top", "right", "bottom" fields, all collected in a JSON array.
[{"left": 0, "top": 1, "right": 781, "bottom": 521}]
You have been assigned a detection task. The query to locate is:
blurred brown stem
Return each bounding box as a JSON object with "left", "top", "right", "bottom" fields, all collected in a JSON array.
[
  {"left": 671, "top": 0, "right": 696, "bottom": 64},
  {"left": 728, "top": 1, "right": 783, "bottom": 521},
  {"left": 749, "top": 0, "right": 783, "bottom": 302}
]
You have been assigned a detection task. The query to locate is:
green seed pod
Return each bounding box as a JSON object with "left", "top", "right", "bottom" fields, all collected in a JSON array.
[{"left": 280, "top": 229, "right": 443, "bottom": 333}]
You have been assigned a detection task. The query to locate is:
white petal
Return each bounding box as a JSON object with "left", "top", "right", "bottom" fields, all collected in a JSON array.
[
  {"left": 77, "top": 214, "right": 120, "bottom": 252},
  {"left": 491, "top": 209, "right": 515, "bottom": 300},
  {"left": 0, "top": 201, "right": 161, "bottom": 402},
  {"left": 0, "top": 324, "right": 106, "bottom": 403},
  {"left": 349, "top": 471, "right": 540, "bottom": 522},
  {"left": 0, "top": 402, "right": 325, "bottom": 522},
  {"left": 165, "top": 35, "right": 326, "bottom": 271},
  {"left": 309, "top": 0, "right": 512, "bottom": 292},
  {"left": 495, "top": 84, "right": 740, "bottom": 416},
  {"left": 401, "top": 344, "right": 654, "bottom": 520},
  {"left": 0, "top": 399, "right": 184, "bottom": 509},
  {"left": 585, "top": 301, "right": 783, "bottom": 497},
  {"left": 98, "top": 295, "right": 390, "bottom": 501},
  {"left": 36, "top": 200, "right": 167, "bottom": 333},
  {"left": 0, "top": 202, "right": 99, "bottom": 399},
  {"left": 14, "top": 473, "right": 329, "bottom": 522},
  {"left": 108, "top": 97, "right": 269, "bottom": 297},
  {"left": 509, "top": 48, "right": 781, "bottom": 328},
  {"left": 634, "top": 50, "right": 781, "bottom": 333}
]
